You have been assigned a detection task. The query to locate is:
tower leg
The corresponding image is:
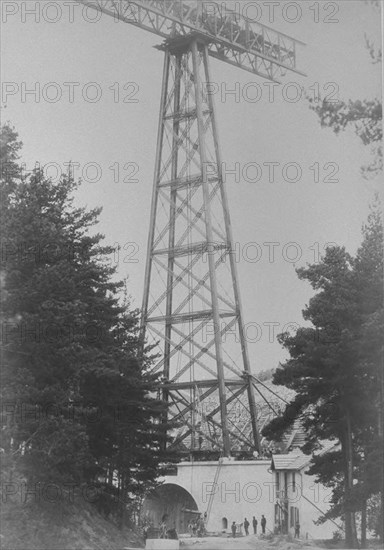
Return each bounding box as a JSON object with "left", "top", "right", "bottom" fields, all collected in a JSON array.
[
  {"left": 191, "top": 39, "right": 231, "bottom": 456},
  {"left": 201, "top": 45, "right": 261, "bottom": 452}
]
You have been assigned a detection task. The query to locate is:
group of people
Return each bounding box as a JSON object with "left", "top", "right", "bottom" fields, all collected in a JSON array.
[
  {"left": 231, "top": 514, "right": 267, "bottom": 537},
  {"left": 187, "top": 514, "right": 206, "bottom": 537},
  {"left": 146, "top": 511, "right": 299, "bottom": 540}
]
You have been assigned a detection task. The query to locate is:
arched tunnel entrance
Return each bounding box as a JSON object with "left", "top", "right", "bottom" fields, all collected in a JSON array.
[{"left": 141, "top": 483, "right": 199, "bottom": 534}]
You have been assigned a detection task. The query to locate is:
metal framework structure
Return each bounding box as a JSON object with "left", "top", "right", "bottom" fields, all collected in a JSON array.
[
  {"left": 78, "top": 0, "right": 305, "bottom": 457},
  {"left": 80, "top": 0, "right": 305, "bottom": 82}
]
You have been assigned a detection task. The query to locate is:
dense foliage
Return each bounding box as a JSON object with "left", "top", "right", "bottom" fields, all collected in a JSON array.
[
  {"left": 0, "top": 124, "right": 172, "bottom": 526},
  {"left": 277, "top": 11, "right": 384, "bottom": 544},
  {"left": 262, "top": 201, "right": 383, "bottom": 547}
]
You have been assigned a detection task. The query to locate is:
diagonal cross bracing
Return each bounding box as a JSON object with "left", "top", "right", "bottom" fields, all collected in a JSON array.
[
  {"left": 140, "top": 40, "right": 261, "bottom": 455},
  {"left": 75, "top": 0, "right": 306, "bottom": 458}
]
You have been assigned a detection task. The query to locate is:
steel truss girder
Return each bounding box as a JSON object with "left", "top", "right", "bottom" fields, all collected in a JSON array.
[
  {"left": 140, "top": 39, "right": 260, "bottom": 456},
  {"left": 78, "top": 0, "right": 305, "bottom": 83},
  {"left": 167, "top": 382, "right": 254, "bottom": 451}
]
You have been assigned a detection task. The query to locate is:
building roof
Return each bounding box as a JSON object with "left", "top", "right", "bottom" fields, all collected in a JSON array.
[
  {"left": 282, "top": 419, "right": 306, "bottom": 451},
  {"left": 271, "top": 441, "right": 339, "bottom": 471},
  {"left": 287, "top": 454, "right": 312, "bottom": 470},
  {"left": 271, "top": 453, "right": 305, "bottom": 471}
]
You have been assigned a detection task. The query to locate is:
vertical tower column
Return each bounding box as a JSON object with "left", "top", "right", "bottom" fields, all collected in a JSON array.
[
  {"left": 141, "top": 38, "right": 260, "bottom": 457},
  {"left": 191, "top": 39, "right": 231, "bottom": 456},
  {"left": 201, "top": 45, "right": 261, "bottom": 452}
]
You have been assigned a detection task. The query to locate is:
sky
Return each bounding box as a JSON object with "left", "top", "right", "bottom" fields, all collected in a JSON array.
[{"left": 1, "top": 0, "right": 382, "bottom": 373}]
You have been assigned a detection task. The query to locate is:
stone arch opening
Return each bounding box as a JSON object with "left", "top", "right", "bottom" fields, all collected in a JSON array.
[
  {"left": 142, "top": 483, "right": 199, "bottom": 534},
  {"left": 222, "top": 517, "right": 228, "bottom": 530}
]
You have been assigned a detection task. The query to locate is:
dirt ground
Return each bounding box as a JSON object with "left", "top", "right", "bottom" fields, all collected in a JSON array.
[{"left": 180, "top": 533, "right": 325, "bottom": 550}]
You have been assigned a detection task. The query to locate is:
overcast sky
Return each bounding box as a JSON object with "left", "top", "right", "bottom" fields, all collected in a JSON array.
[{"left": 1, "top": 0, "right": 382, "bottom": 373}]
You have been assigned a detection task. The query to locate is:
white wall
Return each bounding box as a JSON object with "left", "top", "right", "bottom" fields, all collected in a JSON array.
[
  {"left": 277, "top": 470, "right": 342, "bottom": 540},
  {"left": 162, "top": 460, "right": 343, "bottom": 539},
  {"left": 164, "top": 460, "right": 274, "bottom": 533},
  {"left": 299, "top": 471, "right": 342, "bottom": 540}
]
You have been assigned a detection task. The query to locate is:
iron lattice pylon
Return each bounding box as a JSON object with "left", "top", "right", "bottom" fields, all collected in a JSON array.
[
  {"left": 141, "top": 37, "right": 260, "bottom": 457},
  {"left": 76, "top": 0, "right": 305, "bottom": 458}
]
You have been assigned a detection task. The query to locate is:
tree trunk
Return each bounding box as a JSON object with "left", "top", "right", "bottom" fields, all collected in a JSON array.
[
  {"left": 117, "top": 474, "right": 128, "bottom": 530},
  {"left": 344, "top": 512, "right": 352, "bottom": 548},
  {"left": 344, "top": 410, "right": 359, "bottom": 548},
  {"left": 351, "top": 512, "right": 358, "bottom": 548},
  {"left": 345, "top": 509, "right": 358, "bottom": 549},
  {"left": 380, "top": 351, "right": 384, "bottom": 544},
  {"left": 361, "top": 499, "right": 367, "bottom": 548}
]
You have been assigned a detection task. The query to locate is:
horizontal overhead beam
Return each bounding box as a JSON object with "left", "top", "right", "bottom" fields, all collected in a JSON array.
[
  {"left": 147, "top": 308, "right": 236, "bottom": 324},
  {"left": 163, "top": 378, "right": 247, "bottom": 390},
  {"left": 77, "top": 1, "right": 306, "bottom": 82},
  {"left": 152, "top": 241, "right": 229, "bottom": 258},
  {"left": 158, "top": 174, "right": 218, "bottom": 190}
]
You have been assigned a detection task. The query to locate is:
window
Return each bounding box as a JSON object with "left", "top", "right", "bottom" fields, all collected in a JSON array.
[
  {"left": 284, "top": 472, "right": 288, "bottom": 492},
  {"left": 222, "top": 517, "right": 228, "bottom": 530},
  {"left": 290, "top": 507, "right": 294, "bottom": 528},
  {"left": 276, "top": 472, "right": 280, "bottom": 492},
  {"left": 275, "top": 504, "right": 279, "bottom": 523},
  {"left": 292, "top": 472, "right": 296, "bottom": 491}
]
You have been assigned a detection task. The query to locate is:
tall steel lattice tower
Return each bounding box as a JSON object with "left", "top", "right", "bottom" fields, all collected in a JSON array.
[
  {"left": 79, "top": 0, "right": 305, "bottom": 458},
  {"left": 142, "top": 38, "right": 261, "bottom": 457}
]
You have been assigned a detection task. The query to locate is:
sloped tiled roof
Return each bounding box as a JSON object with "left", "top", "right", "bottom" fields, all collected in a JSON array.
[
  {"left": 271, "top": 453, "right": 303, "bottom": 470},
  {"left": 271, "top": 441, "right": 340, "bottom": 471},
  {"left": 282, "top": 418, "right": 307, "bottom": 451},
  {"left": 287, "top": 454, "right": 311, "bottom": 470}
]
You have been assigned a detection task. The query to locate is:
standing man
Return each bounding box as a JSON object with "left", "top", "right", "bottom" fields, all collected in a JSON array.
[
  {"left": 244, "top": 518, "right": 250, "bottom": 536},
  {"left": 294, "top": 520, "right": 300, "bottom": 539},
  {"left": 231, "top": 521, "right": 237, "bottom": 537},
  {"left": 188, "top": 520, "right": 193, "bottom": 537},
  {"left": 261, "top": 515, "right": 266, "bottom": 534},
  {"left": 198, "top": 516, "right": 205, "bottom": 537},
  {"left": 252, "top": 516, "right": 257, "bottom": 534}
]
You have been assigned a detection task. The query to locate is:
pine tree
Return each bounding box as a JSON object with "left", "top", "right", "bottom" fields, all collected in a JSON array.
[
  {"left": 352, "top": 198, "right": 384, "bottom": 543},
  {"left": 303, "top": 7, "right": 383, "bottom": 540},
  {"left": 262, "top": 202, "right": 383, "bottom": 547},
  {"left": 1, "top": 124, "right": 171, "bottom": 523}
]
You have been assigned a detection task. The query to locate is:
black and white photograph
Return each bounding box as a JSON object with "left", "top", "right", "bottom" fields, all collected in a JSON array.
[{"left": 1, "top": 1, "right": 383, "bottom": 549}]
